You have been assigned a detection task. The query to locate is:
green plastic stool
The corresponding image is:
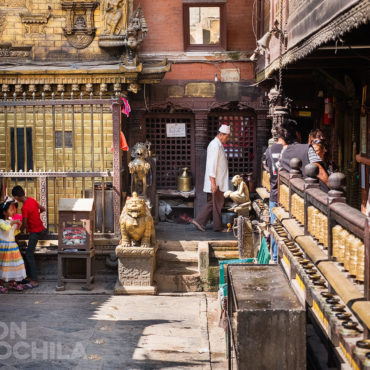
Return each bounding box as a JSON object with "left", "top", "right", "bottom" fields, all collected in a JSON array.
[
  {"left": 218, "top": 237, "right": 271, "bottom": 299},
  {"left": 256, "top": 236, "right": 271, "bottom": 264}
]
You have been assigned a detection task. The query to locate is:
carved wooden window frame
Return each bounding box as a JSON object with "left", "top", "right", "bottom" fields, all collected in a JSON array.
[{"left": 183, "top": 2, "right": 226, "bottom": 51}]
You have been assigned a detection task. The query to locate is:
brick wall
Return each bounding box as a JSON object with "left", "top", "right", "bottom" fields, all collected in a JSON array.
[
  {"left": 0, "top": 0, "right": 255, "bottom": 60},
  {"left": 164, "top": 62, "right": 254, "bottom": 81}
]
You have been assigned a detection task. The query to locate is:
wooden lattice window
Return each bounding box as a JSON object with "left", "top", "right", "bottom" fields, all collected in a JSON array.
[
  {"left": 10, "top": 127, "right": 33, "bottom": 172},
  {"left": 208, "top": 111, "right": 256, "bottom": 178},
  {"left": 145, "top": 113, "right": 195, "bottom": 189}
]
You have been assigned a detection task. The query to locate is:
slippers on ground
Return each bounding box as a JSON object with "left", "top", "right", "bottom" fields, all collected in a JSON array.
[
  {"left": 23, "top": 282, "right": 39, "bottom": 289},
  {"left": 216, "top": 228, "right": 231, "bottom": 233},
  {"left": 8, "top": 282, "right": 24, "bottom": 291},
  {"left": 0, "top": 286, "right": 8, "bottom": 294},
  {"left": 191, "top": 220, "right": 206, "bottom": 232}
]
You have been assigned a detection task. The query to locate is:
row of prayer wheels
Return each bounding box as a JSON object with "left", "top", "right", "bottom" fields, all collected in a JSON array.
[
  {"left": 291, "top": 193, "right": 304, "bottom": 225},
  {"left": 307, "top": 206, "right": 328, "bottom": 248},
  {"left": 279, "top": 184, "right": 289, "bottom": 211},
  {"left": 332, "top": 225, "right": 365, "bottom": 281},
  {"left": 262, "top": 170, "right": 271, "bottom": 192}
]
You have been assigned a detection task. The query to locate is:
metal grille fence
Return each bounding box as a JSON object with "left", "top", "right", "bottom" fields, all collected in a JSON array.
[
  {"left": 208, "top": 111, "right": 257, "bottom": 178},
  {"left": 0, "top": 95, "right": 122, "bottom": 236},
  {"left": 145, "top": 113, "right": 195, "bottom": 189}
]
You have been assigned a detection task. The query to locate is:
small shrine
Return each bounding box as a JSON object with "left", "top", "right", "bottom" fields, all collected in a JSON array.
[{"left": 56, "top": 198, "right": 95, "bottom": 291}]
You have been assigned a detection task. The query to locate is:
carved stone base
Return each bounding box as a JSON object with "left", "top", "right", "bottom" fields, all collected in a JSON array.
[{"left": 114, "top": 244, "right": 158, "bottom": 295}]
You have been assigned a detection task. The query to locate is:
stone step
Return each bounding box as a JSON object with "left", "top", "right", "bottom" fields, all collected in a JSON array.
[
  {"left": 211, "top": 250, "right": 240, "bottom": 260},
  {"left": 154, "top": 265, "right": 201, "bottom": 293},
  {"left": 157, "top": 249, "right": 198, "bottom": 264},
  {"left": 157, "top": 240, "right": 198, "bottom": 252}
]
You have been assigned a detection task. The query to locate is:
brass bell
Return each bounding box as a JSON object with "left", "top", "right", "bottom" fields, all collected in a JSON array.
[{"left": 177, "top": 167, "right": 192, "bottom": 192}]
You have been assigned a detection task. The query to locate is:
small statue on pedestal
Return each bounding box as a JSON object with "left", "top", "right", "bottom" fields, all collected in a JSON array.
[
  {"left": 224, "top": 175, "right": 251, "bottom": 216},
  {"left": 128, "top": 142, "right": 151, "bottom": 198}
]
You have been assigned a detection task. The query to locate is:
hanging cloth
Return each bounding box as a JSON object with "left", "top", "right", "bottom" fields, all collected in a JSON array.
[
  {"left": 110, "top": 131, "right": 129, "bottom": 152},
  {"left": 121, "top": 97, "right": 131, "bottom": 117}
]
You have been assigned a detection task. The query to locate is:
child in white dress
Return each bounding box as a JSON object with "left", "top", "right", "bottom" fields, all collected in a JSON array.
[{"left": 0, "top": 198, "right": 26, "bottom": 293}]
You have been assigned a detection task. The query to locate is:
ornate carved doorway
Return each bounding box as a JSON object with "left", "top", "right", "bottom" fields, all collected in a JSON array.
[{"left": 144, "top": 111, "right": 195, "bottom": 189}]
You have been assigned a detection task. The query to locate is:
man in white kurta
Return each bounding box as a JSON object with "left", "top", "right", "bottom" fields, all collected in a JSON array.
[{"left": 192, "top": 125, "right": 230, "bottom": 232}]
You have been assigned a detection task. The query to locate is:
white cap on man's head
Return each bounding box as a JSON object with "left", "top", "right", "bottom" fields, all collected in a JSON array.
[{"left": 219, "top": 124, "right": 230, "bottom": 134}]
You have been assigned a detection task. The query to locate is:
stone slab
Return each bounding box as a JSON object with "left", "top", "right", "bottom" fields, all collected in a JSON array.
[
  {"left": 0, "top": 293, "right": 219, "bottom": 369},
  {"left": 228, "top": 264, "right": 306, "bottom": 369},
  {"left": 113, "top": 281, "right": 157, "bottom": 295}
]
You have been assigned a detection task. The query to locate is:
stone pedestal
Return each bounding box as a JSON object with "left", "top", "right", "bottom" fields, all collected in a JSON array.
[{"left": 114, "top": 244, "right": 158, "bottom": 295}]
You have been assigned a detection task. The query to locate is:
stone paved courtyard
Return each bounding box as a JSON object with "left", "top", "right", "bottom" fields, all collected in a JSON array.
[{"left": 0, "top": 293, "right": 226, "bottom": 370}]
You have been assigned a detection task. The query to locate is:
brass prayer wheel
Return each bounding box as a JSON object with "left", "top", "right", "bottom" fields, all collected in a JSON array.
[
  {"left": 337, "top": 228, "right": 350, "bottom": 264},
  {"left": 311, "top": 208, "right": 320, "bottom": 241},
  {"left": 308, "top": 207, "right": 314, "bottom": 235},
  {"left": 356, "top": 241, "right": 365, "bottom": 282},
  {"left": 262, "top": 170, "right": 271, "bottom": 192},
  {"left": 322, "top": 214, "right": 328, "bottom": 247},
  {"left": 177, "top": 167, "right": 192, "bottom": 192},
  {"left": 298, "top": 197, "right": 304, "bottom": 224},
  {"left": 344, "top": 234, "right": 356, "bottom": 271},
  {"left": 279, "top": 184, "right": 289, "bottom": 211},
  {"left": 349, "top": 237, "right": 362, "bottom": 276},
  {"left": 332, "top": 225, "right": 343, "bottom": 259},
  {"left": 291, "top": 194, "right": 304, "bottom": 224}
]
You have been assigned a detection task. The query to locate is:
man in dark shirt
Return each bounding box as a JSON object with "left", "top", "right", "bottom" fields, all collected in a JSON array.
[
  {"left": 279, "top": 120, "right": 328, "bottom": 187},
  {"left": 265, "top": 136, "right": 284, "bottom": 263}
]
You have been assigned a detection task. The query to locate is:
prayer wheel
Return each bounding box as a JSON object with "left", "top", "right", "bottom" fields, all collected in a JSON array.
[
  {"left": 349, "top": 237, "right": 362, "bottom": 277},
  {"left": 332, "top": 225, "right": 343, "bottom": 259},
  {"left": 312, "top": 208, "right": 320, "bottom": 241},
  {"left": 337, "top": 228, "right": 350, "bottom": 264},
  {"left": 298, "top": 197, "right": 304, "bottom": 224},
  {"left": 308, "top": 206, "right": 314, "bottom": 235},
  {"left": 356, "top": 242, "right": 365, "bottom": 282},
  {"left": 262, "top": 170, "right": 271, "bottom": 192},
  {"left": 279, "top": 184, "right": 289, "bottom": 211},
  {"left": 344, "top": 234, "right": 356, "bottom": 271}
]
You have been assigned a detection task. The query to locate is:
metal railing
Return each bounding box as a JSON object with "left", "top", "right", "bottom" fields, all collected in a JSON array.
[
  {"left": 277, "top": 160, "right": 369, "bottom": 301},
  {"left": 0, "top": 94, "right": 122, "bottom": 237}
]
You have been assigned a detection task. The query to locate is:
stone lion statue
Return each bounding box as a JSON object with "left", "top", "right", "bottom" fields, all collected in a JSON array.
[{"left": 119, "top": 192, "right": 156, "bottom": 248}]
